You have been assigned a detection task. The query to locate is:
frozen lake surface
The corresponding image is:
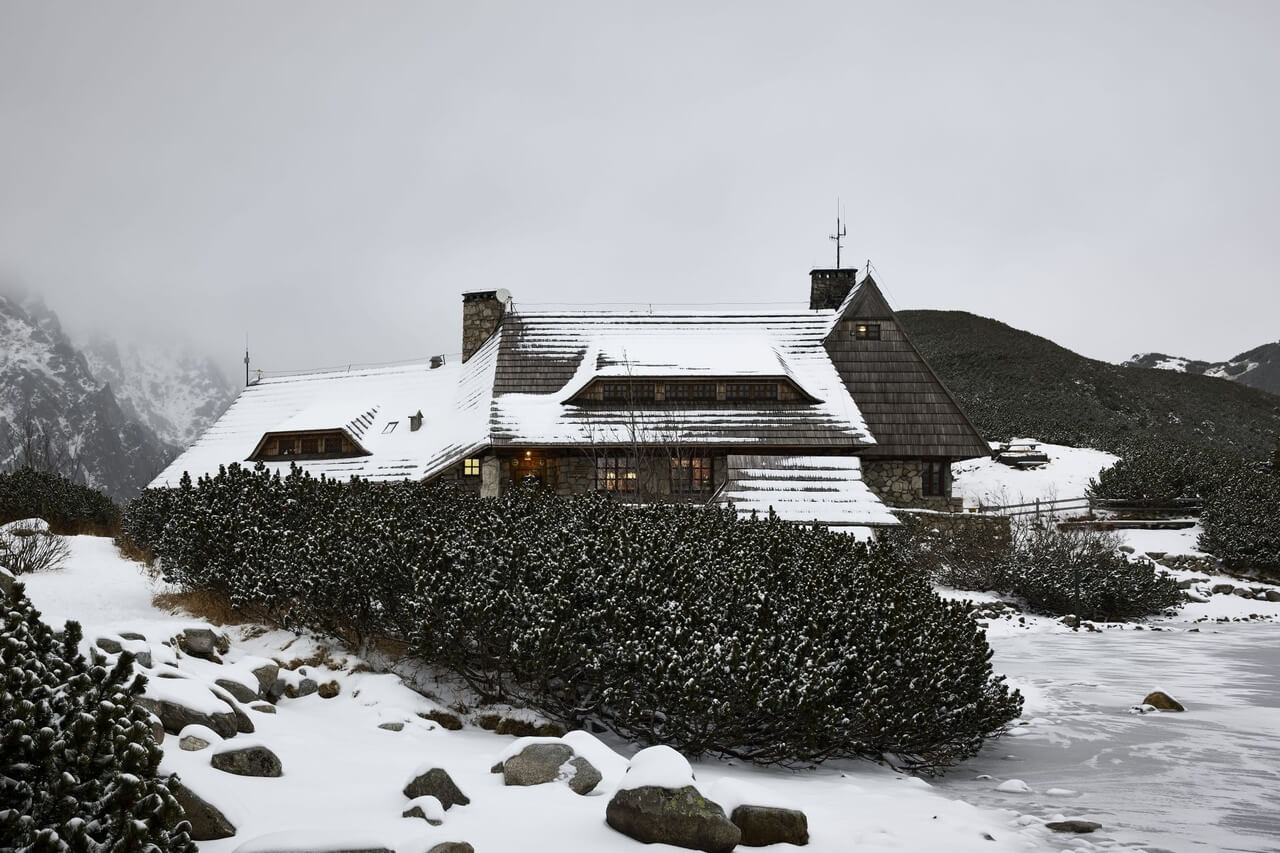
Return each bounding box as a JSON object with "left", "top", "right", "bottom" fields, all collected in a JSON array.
[{"left": 935, "top": 624, "right": 1280, "bottom": 852}]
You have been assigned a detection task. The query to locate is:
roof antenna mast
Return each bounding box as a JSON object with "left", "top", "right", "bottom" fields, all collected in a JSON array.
[
  {"left": 244, "top": 334, "right": 250, "bottom": 387},
  {"left": 829, "top": 199, "right": 847, "bottom": 269}
]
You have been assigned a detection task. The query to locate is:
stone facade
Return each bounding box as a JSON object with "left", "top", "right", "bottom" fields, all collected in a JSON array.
[
  {"left": 861, "top": 459, "right": 962, "bottom": 511},
  {"left": 462, "top": 291, "right": 506, "bottom": 362}
]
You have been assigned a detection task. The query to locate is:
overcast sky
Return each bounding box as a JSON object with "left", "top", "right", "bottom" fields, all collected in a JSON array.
[{"left": 2, "top": 1, "right": 1276, "bottom": 380}]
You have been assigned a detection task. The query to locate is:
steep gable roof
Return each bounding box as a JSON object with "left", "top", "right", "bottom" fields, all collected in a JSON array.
[{"left": 823, "top": 274, "right": 990, "bottom": 459}]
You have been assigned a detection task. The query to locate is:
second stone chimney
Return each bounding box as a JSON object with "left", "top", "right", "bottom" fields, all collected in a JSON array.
[
  {"left": 461, "top": 289, "right": 509, "bottom": 362},
  {"left": 809, "top": 269, "right": 858, "bottom": 310}
]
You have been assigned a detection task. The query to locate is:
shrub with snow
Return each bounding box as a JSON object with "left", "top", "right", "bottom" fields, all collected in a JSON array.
[
  {"left": 1199, "top": 463, "right": 1280, "bottom": 573},
  {"left": 0, "top": 518, "right": 71, "bottom": 575},
  {"left": 128, "top": 463, "right": 1023, "bottom": 770},
  {"left": 0, "top": 468, "right": 120, "bottom": 534},
  {"left": 0, "top": 582, "right": 195, "bottom": 851}
]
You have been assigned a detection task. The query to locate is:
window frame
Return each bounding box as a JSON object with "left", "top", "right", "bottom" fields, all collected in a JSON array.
[
  {"left": 595, "top": 456, "right": 638, "bottom": 492},
  {"left": 922, "top": 459, "right": 949, "bottom": 497},
  {"left": 463, "top": 457, "right": 481, "bottom": 476},
  {"left": 670, "top": 456, "right": 713, "bottom": 494},
  {"left": 854, "top": 322, "right": 881, "bottom": 341},
  {"left": 724, "top": 381, "right": 778, "bottom": 402}
]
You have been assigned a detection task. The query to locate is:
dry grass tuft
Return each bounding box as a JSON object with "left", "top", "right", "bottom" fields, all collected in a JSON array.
[{"left": 152, "top": 589, "right": 254, "bottom": 626}]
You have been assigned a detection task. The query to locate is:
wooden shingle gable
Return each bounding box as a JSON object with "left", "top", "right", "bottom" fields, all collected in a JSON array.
[{"left": 824, "top": 274, "right": 990, "bottom": 460}]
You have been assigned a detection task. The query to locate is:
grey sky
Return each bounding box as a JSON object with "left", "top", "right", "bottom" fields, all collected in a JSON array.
[{"left": 2, "top": 1, "right": 1277, "bottom": 381}]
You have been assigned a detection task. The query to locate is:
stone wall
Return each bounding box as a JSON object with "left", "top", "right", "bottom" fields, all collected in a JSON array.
[
  {"left": 861, "top": 459, "right": 961, "bottom": 511},
  {"left": 809, "top": 269, "right": 857, "bottom": 310}
]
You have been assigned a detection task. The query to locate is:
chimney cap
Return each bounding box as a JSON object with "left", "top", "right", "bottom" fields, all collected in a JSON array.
[{"left": 462, "top": 288, "right": 511, "bottom": 303}]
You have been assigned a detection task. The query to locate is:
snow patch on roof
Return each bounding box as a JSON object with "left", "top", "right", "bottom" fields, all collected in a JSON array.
[{"left": 717, "top": 455, "right": 899, "bottom": 527}]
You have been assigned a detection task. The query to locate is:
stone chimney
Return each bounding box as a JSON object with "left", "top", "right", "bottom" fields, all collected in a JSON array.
[
  {"left": 809, "top": 269, "right": 858, "bottom": 310},
  {"left": 461, "top": 289, "right": 509, "bottom": 362}
]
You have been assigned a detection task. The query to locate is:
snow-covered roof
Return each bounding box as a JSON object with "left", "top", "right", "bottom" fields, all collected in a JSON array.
[
  {"left": 490, "top": 309, "right": 874, "bottom": 448},
  {"left": 149, "top": 333, "right": 499, "bottom": 487},
  {"left": 716, "top": 455, "right": 899, "bottom": 527}
]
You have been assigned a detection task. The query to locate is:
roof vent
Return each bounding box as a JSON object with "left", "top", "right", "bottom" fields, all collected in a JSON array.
[
  {"left": 409, "top": 410, "right": 424, "bottom": 432},
  {"left": 430, "top": 355, "right": 446, "bottom": 369}
]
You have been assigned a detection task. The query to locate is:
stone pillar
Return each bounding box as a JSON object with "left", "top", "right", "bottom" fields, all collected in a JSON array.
[{"left": 480, "top": 455, "right": 502, "bottom": 498}]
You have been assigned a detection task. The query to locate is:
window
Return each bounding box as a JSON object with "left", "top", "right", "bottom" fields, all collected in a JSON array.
[
  {"left": 382, "top": 421, "right": 398, "bottom": 434},
  {"left": 665, "top": 382, "right": 717, "bottom": 402},
  {"left": 252, "top": 430, "right": 366, "bottom": 462},
  {"left": 464, "top": 457, "right": 480, "bottom": 476},
  {"left": 922, "top": 460, "right": 949, "bottom": 497},
  {"left": 600, "top": 381, "right": 655, "bottom": 403},
  {"left": 323, "top": 435, "right": 341, "bottom": 454},
  {"left": 275, "top": 438, "right": 296, "bottom": 456},
  {"left": 300, "top": 437, "right": 319, "bottom": 455},
  {"left": 725, "top": 382, "right": 778, "bottom": 401},
  {"left": 854, "top": 322, "right": 881, "bottom": 340},
  {"left": 671, "top": 457, "right": 713, "bottom": 493},
  {"left": 595, "top": 457, "right": 637, "bottom": 492}
]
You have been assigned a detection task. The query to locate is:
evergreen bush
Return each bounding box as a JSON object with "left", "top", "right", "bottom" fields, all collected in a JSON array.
[
  {"left": 1199, "top": 464, "right": 1280, "bottom": 572},
  {"left": 0, "top": 582, "right": 195, "bottom": 851},
  {"left": 0, "top": 469, "right": 120, "bottom": 535},
  {"left": 126, "top": 464, "right": 1023, "bottom": 770}
]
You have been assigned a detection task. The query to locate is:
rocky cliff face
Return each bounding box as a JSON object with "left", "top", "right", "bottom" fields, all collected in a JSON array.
[
  {"left": 83, "top": 338, "right": 236, "bottom": 449},
  {"left": 0, "top": 293, "right": 195, "bottom": 501},
  {"left": 1125, "top": 343, "right": 1280, "bottom": 397}
]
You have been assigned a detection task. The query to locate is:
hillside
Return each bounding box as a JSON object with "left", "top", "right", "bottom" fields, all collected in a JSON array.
[
  {"left": 1125, "top": 342, "right": 1280, "bottom": 397},
  {"left": 899, "top": 310, "right": 1280, "bottom": 459}
]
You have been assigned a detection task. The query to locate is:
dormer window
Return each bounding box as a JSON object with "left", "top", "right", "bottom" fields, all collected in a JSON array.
[
  {"left": 854, "top": 322, "right": 881, "bottom": 340},
  {"left": 665, "top": 382, "right": 717, "bottom": 402},
  {"left": 601, "top": 381, "right": 655, "bottom": 403},
  {"left": 249, "top": 429, "right": 369, "bottom": 462}
]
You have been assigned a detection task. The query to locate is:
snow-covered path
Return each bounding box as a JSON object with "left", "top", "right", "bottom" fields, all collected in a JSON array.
[{"left": 934, "top": 626, "right": 1280, "bottom": 852}]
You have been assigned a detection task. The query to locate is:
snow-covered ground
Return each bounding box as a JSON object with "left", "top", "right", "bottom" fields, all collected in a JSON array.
[{"left": 952, "top": 441, "right": 1117, "bottom": 510}]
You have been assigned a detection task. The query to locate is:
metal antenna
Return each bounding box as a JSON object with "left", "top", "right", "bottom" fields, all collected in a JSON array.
[
  {"left": 829, "top": 200, "right": 847, "bottom": 269},
  {"left": 244, "top": 334, "right": 250, "bottom": 387}
]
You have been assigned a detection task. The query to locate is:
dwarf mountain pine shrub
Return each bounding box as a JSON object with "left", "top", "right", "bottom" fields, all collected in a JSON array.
[
  {"left": 0, "top": 583, "right": 195, "bottom": 852},
  {"left": 1199, "top": 463, "right": 1280, "bottom": 573},
  {"left": 127, "top": 463, "right": 1023, "bottom": 770},
  {"left": 0, "top": 469, "right": 120, "bottom": 535}
]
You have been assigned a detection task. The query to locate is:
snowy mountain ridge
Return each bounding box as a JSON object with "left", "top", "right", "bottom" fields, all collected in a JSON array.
[
  {"left": 0, "top": 292, "right": 235, "bottom": 500},
  {"left": 83, "top": 337, "right": 236, "bottom": 449},
  {"left": 1124, "top": 342, "right": 1280, "bottom": 397}
]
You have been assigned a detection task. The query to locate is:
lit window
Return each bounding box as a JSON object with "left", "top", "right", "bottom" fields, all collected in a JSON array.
[
  {"left": 595, "top": 457, "right": 637, "bottom": 492},
  {"left": 855, "top": 322, "right": 881, "bottom": 340},
  {"left": 671, "top": 457, "right": 713, "bottom": 493},
  {"left": 464, "top": 457, "right": 480, "bottom": 476}
]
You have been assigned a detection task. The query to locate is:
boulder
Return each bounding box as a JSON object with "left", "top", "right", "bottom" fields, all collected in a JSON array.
[
  {"left": 731, "top": 805, "right": 809, "bottom": 847},
  {"left": 1045, "top": 819, "right": 1101, "bottom": 834},
  {"left": 179, "top": 628, "right": 220, "bottom": 660},
  {"left": 96, "top": 636, "right": 123, "bottom": 655},
  {"left": 136, "top": 696, "right": 238, "bottom": 739},
  {"left": 171, "top": 779, "right": 237, "bottom": 841},
  {"left": 502, "top": 743, "right": 575, "bottom": 786},
  {"left": 180, "top": 735, "right": 211, "bottom": 751},
  {"left": 568, "top": 756, "right": 602, "bottom": 796},
  {"left": 211, "top": 744, "right": 283, "bottom": 777},
  {"left": 251, "top": 662, "right": 280, "bottom": 696},
  {"left": 1266, "top": 590, "right": 1280, "bottom": 603},
  {"left": 133, "top": 649, "right": 153, "bottom": 669},
  {"left": 426, "top": 845, "right": 474, "bottom": 853},
  {"left": 147, "top": 715, "right": 165, "bottom": 745},
  {"left": 286, "top": 677, "right": 319, "bottom": 699},
  {"left": 606, "top": 786, "right": 741, "bottom": 852},
  {"left": 1211, "top": 583, "right": 1235, "bottom": 596},
  {"left": 215, "top": 677, "right": 259, "bottom": 704},
  {"left": 402, "top": 795, "right": 445, "bottom": 825},
  {"left": 119, "top": 631, "right": 147, "bottom": 641},
  {"left": 378, "top": 721, "right": 405, "bottom": 732},
  {"left": 0, "top": 568, "right": 15, "bottom": 601},
  {"left": 1232, "top": 588, "right": 1254, "bottom": 598},
  {"left": 250, "top": 702, "right": 277, "bottom": 714},
  {"left": 1142, "top": 691, "right": 1185, "bottom": 712},
  {"left": 403, "top": 767, "right": 469, "bottom": 809}
]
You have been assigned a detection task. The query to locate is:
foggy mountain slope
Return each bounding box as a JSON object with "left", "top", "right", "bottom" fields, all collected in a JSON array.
[
  {"left": 83, "top": 338, "right": 236, "bottom": 448},
  {"left": 0, "top": 293, "right": 175, "bottom": 501},
  {"left": 1125, "top": 343, "right": 1280, "bottom": 397},
  {"left": 900, "top": 309, "right": 1280, "bottom": 458}
]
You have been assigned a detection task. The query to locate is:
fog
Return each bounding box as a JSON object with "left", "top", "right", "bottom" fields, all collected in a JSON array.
[{"left": 2, "top": 1, "right": 1276, "bottom": 380}]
